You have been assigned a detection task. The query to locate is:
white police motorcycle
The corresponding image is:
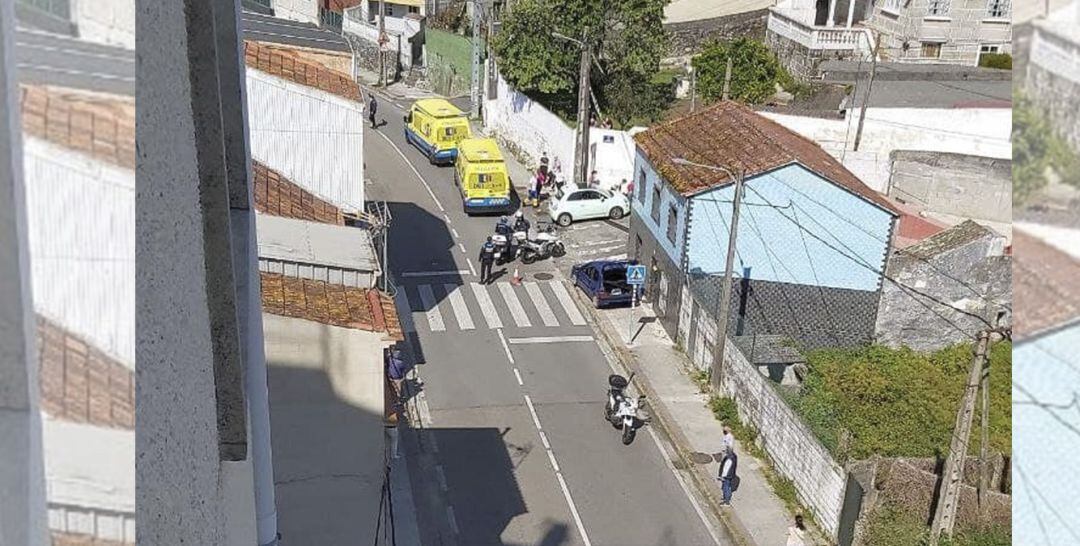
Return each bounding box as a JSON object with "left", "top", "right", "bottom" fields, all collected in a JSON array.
[{"left": 605, "top": 373, "right": 646, "bottom": 445}]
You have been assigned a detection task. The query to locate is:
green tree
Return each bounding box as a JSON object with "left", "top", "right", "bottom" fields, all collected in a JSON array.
[
  {"left": 491, "top": 0, "right": 670, "bottom": 114},
  {"left": 601, "top": 69, "right": 673, "bottom": 128},
  {"left": 1014, "top": 92, "right": 1080, "bottom": 205},
  {"left": 691, "top": 37, "right": 789, "bottom": 105}
]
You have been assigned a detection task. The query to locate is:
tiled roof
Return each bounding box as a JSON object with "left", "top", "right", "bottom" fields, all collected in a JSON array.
[
  {"left": 51, "top": 532, "right": 130, "bottom": 546},
  {"left": 37, "top": 316, "right": 134, "bottom": 430},
  {"left": 634, "top": 100, "right": 899, "bottom": 214},
  {"left": 260, "top": 272, "right": 403, "bottom": 340},
  {"left": 902, "top": 220, "right": 995, "bottom": 260},
  {"left": 20, "top": 85, "right": 135, "bottom": 170},
  {"left": 252, "top": 161, "right": 345, "bottom": 225},
  {"left": 1013, "top": 229, "right": 1080, "bottom": 340},
  {"left": 244, "top": 41, "right": 362, "bottom": 103},
  {"left": 327, "top": 0, "right": 362, "bottom": 10}
]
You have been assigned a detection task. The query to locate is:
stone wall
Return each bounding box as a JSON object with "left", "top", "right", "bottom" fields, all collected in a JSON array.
[
  {"left": 718, "top": 335, "right": 849, "bottom": 538},
  {"left": 766, "top": 29, "right": 860, "bottom": 81},
  {"left": 887, "top": 151, "right": 1012, "bottom": 225},
  {"left": 1027, "top": 28, "right": 1080, "bottom": 150},
  {"left": 665, "top": 10, "right": 768, "bottom": 60}
]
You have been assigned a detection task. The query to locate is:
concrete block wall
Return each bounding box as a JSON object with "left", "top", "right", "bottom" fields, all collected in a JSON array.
[
  {"left": 74, "top": 0, "right": 135, "bottom": 49},
  {"left": 887, "top": 151, "right": 1012, "bottom": 224},
  {"left": 719, "top": 336, "right": 848, "bottom": 538},
  {"left": 1027, "top": 29, "right": 1080, "bottom": 150},
  {"left": 664, "top": 10, "right": 768, "bottom": 60},
  {"left": 766, "top": 29, "right": 861, "bottom": 81}
]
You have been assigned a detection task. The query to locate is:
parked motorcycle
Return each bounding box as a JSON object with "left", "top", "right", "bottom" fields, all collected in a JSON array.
[
  {"left": 605, "top": 373, "right": 646, "bottom": 445},
  {"left": 518, "top": 223, "right": 566, "bottom": 264},
  {"left": 493, "top": 217, "right": 512, "bottom": 264}
]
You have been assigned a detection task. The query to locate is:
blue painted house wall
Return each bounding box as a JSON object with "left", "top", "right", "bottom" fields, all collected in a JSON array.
[
  {"left": 630, "top": 149, "right": 689, "bottom": 266},
  {"left": 686, "top": 163, "right": 894, "bottom": 292},
  {"left": 1014, "top": 324, "right": 1080, "bottom": 543}
]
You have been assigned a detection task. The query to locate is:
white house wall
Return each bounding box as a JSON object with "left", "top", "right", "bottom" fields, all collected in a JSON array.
[
  {"left": 483, "top": 68, "right": 578, "bottom": 177},
  {"left": 272, "top": 0, "right": 320, "bottom": 24},
  {"left": 246, "top": 69, "right": 365, "bottom": 213},
  {"left": 73, "top": 0, "right": 135, "bottom": 50},
  {"left": 23, "top": 137, "right": 135, "bottom": 369},
  {"left": 760, "top": 107, "right": 1011, "bottom": 192}
]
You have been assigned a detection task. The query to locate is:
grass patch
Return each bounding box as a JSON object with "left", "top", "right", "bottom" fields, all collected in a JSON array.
[
  {"left": 690, "top": 369, "right": 710, "bottom": 392},
  {"left": 978, "top": 53, "right": 1012, "bottom": 70},
  {"left": 864, "top": 504, "right": 1010, "bottom": 546},
  {"left": 785, "top": 342, "right": 1011, "bottom": 462}
]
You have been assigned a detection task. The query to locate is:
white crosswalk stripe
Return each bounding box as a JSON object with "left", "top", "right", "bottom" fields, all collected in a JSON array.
[
  {"left": 524, "top": 282, "right": 559, "bottom": 327},
  {"left": 497, "top": 282, "right": 532, "bottom": 328},
  {"left": 469, "top": 282, "right": 503, "bottom": 329},
  {"left": 551, "top": 281, "right": 587, "bottom": 326},
  {"left": 444, "top": 283, "right": 475, "bottom": 330},
  {"left": 416, "top": 284, "right": 445, "bottom": 332}
]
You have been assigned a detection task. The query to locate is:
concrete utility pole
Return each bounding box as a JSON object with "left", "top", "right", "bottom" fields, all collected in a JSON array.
[
  {"left": 574, "top": 33, "right": 592, "bottom": 186},
  {"left": 689, "top": 65, "right": 696, "bottom": 113},
  {"left": 672, "top": 158, "right": 744, "bottom": 392},
  {"left": 853, "top": 36, "right": 881, "bottom": 152},
  {"left": 721, "top": 56, "right": 732, "bottom": 102},
  {"left": 378, "top": 0, "right": 386, "bottom": 86},
  {"left": 929, "top": 323, "right": 1002, "bottom": 544},
  {"left": 470, "top": 0, "right": 482, "bottom": 118}
]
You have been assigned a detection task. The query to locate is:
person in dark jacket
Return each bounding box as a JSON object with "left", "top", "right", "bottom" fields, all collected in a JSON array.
[
  {"left": 368, "top": 95, "right": 378, "bottom": 128},
  {"left": 386, "top": 348, "right": 408, "bottom": 399},
  {"left": 718, "top": 449, "right": 739, "bottom": 505},
  {"left": 479, "top": 236, "right": 496, "bottom": 284},
  {"left": 513, "top": 210, "right": 530, "bottom": 235}
]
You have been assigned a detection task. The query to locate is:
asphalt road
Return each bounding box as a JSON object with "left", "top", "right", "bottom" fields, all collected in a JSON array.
[
  {"left": 14, "top": 26, "right": 135, "bottom": 96},
  {"left": 364, "top": 95, "right": 729, "bottom": 545}
]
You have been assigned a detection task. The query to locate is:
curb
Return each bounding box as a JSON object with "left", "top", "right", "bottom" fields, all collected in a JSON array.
[{"left": 569, "top": 287, "right": 757, "bottom": 546}]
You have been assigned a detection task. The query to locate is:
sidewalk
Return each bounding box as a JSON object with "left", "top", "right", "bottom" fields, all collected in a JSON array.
[{"left": 577, "top": 296, "right": 807, "bottom": 546}]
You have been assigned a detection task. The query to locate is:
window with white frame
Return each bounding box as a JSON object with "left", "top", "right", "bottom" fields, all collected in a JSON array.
[
  {"left": 986, "top": 0, "right": 1009, "bottom": 18},
  {"left": 980, "top": 44, "right": 1000, "bottom": 54},
  {"left": 926, "top": 0, "right": 950, "bottom": 16},
  {"left": 881, "top": 0, "right": 903, "bottom": 12}
]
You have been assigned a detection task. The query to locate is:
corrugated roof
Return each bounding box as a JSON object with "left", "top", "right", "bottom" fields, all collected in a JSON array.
[
  {"left": 1013, "top": 229, "right": 1080, "bottom": 340},
  {"left": 634, "top": 100, "right": 899, "bottom": 214},
  {"left": 37, "top": 316, "right": 134, "bottom": 430},
  {"left": 252, "top": 161, "right": 345, "bottom": 225},
  {"left": 260, "top": 272, "right": 403, "bottom": 340},
  {"left": 244, "top": 40, "right": 362, "bottom": 103},
  {"left": 19, "top": 85, "right": 135, "bottom": 170}
]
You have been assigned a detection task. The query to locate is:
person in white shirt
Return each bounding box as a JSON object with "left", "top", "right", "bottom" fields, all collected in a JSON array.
[
  {"left": 786, "top": 514, "right": 808, "bottom": 545},
  {"left": 722, "top": 427, "right": 734, "bottom": 453}
]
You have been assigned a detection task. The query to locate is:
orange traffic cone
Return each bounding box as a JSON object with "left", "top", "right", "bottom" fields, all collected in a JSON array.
[{"left": 511, "top": 268, "right": 522, "bottom": 286}]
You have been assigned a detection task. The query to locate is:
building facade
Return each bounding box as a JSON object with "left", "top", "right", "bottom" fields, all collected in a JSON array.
[
  {"left": 1025, "top": 2, "right": 1080, "bottom": 150},
  {"left": 864, "top": 0, "right": 1012, "bottom": 65},
  {"left": 629, "top": 101, "right": 898, "bottom": 356},
  {"left": 766, "top": 0, "right": 875, "bottom": 79}
]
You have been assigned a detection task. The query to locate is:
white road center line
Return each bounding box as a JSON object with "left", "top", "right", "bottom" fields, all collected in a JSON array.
[
  {"left": 497, "top": 283, "right": 532, "bottom": 328},
  {"left": 550, "top": 281, "right": 587, "bottom": 326},
  {"left": 402, "top": 270, "right": 470, "bottom": 278},
  {"left": 434, "top": 465, "right": 449, "bottom": 492},
  {"left": 556, "top": 472, "right": 592, "bottom": 546},
  {"left": 446, "top": 505, "right": 460, "bottom": 535},
  {"left": 512, "top": 367, "right": 524, "bottom": 386},
  {"left": 416, "top": 284, "right": 445, "bottom": 332},
  {"left": 471, "top": 283, "right": 504, "bottom": 329},
  {"left": 16, "top": 63, "right": 135, "bottom": 82},
  {"left": 451, "top": 227, "right": 460, "bottom": 238},
  {"left": 580, "top": 244, "right": 625, "bottom": 255},
  {"left": 458, "top": 242, "right": 467, "bottom": 253},
  {"left": 465, "top": 257, "right": 477, "bottom": 277},
  {"left": 523, "top": 394, "right": 544, "bottom": 431},
  {"left": 15, "top": 42, "right": 134, "bottom": 62},
  {"left": 507, "top": 335, "right": 594, "bottom": 345},
  {"left": 372, "top": 128, "right": 445, "bottom": 211},
  {"left": 496, "top": 328, "right": 515, "bottom": 365},
  {"left": 524, "top": 282, "right": 559, "bottom": 327},
  {"left": 444, "top": 283, "right": 475, "bottom": 330}
]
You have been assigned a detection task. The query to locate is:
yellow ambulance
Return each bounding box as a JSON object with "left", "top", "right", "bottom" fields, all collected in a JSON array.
[
  {"left": 403, "top": 98, "right": 471, "bottom": 165},
  {"left": 454, "top": 138, "right": 512, "bottom": 215}
]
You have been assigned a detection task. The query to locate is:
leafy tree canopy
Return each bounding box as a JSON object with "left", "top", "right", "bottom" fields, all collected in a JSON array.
[
  {"left": 491, "top": 0, "right": 670, "bottom": 110},
  {"left": 1013, "top": 92, "right": 1080, "bottom": 205},
  {"left": 690, "top": 37, "right": 789, "bottom": 105}
]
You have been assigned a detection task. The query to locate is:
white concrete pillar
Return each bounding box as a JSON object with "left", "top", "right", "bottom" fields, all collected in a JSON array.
[
  {"left": 846, "top": 0, "right": 856, "bottom": 28},
  {"left": 0, "top": 2, "right": 48, "bottom": 544},
  {"left": 827, "top": 0, "right": 838, "bottom": 26}
]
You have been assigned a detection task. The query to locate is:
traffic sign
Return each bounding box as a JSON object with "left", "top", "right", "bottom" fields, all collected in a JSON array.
[{"left": 626, "top": 265, "right": 646, "bottom": 285}]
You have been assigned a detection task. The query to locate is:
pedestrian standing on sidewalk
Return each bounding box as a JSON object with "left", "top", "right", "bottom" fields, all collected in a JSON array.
[
  {"left": 786, "top": 515, "right": 808, "bottom": 546},
  {"left": 718, "top": 448, "right": 739, "bottom": 505},
  {"left": 368, "top": 94, "right": 378, "bottom": 128},
  {"left": 386, "top": 348, "right": 408, "bottom": 399},
  {"left": 479, "top": 236, "right": 496, "bottom": 284},
  {"left": 532, "top": 169, "right": 545, "bottom": 207},
  {"left": 722, "top": 426, "right": 734, "bottom": 453},
  {"left": 588, "top": 170, "right": 600, "bottom": 189}
]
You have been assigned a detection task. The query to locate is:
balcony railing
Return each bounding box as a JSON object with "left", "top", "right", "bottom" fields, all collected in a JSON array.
[{"left": 768, "top": 8, "right": 875, "bottom": 54}]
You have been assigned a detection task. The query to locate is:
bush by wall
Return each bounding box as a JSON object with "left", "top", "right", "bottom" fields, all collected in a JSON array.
[
  {"left": 785, "top": 342, "right": 1011, "bottom": 462},
  {"left": 978, "top": 53, "right": 1012, "bottom": 70}
]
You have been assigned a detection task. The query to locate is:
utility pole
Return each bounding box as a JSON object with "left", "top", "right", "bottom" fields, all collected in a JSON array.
[
  {"left": 378, "top": 0, "right": 386, "bottom": 86},
  {"left": 929, "top": 324, "right": 998, "bottom": 544},
  {"left": 710, "top": 169, "right": 744, "bottom": 391},
  {"left": 721, "top": 56, "right": 732, "bottom": 101},
  {"left": 853, "top": 36, "right": 881, "bottom": 151},
  {"left": 470, "top": 0, "right": 482, "bottom": 118},
  {"left": 574, "top": 33, "right": 592, "bottom": 187},
  {"left": 978, "top": 350, "right": 991, "bottom": 521},
  {"left": 689, "top": 65, "right": 696, "bottom": 113}
]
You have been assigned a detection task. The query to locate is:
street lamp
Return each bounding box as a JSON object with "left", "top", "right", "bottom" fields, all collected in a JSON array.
[{"left": 672, "top": 157, "right": 745, "bottom": 392}]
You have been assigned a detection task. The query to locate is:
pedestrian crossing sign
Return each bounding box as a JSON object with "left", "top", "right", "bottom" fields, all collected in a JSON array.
[{"left": 627, "top": 265, "right": 646, "bottom": 285}]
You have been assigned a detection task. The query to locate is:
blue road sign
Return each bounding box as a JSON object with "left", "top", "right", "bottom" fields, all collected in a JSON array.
[{"left": 626, "top": 265, "right": 646, "bottom": 285}]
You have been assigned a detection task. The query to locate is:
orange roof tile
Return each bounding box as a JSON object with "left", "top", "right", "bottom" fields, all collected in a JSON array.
[
  {"left": 634, "top": 100, "right": 899, "bottom": 214},
  {"left": 244, "top": 41, "right": 362, "bottom": 103},
  {"left": 260, "top": 272, "right": 403, "bottom": 340},
  {"left": 51, "top": 532, "right": 130, "bottom": 546},
  {"left": 252, "top": 161, "right": 345, "bottom": 225},
  {"left": 37, "top": 316, "right": 134, "bottom": 430},
  {"left": 1013, "top": 230, "right": 1080, "bottom": 340},
  {"left": 20, "top": 85, "right": 135, "bottom": 170}
]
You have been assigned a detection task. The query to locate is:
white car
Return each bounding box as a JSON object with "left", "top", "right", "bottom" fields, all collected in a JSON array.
[{"left": 548, "top": 187, "right": 631, "bottom": 226}]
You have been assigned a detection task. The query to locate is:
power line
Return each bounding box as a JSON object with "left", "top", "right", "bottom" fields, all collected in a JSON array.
[
  {"left": 1014, "top": 458, "right": 1080, "bottom": 543},
  {"left": 1015, "top": 460, "right": 1055, "bottom": 546}
]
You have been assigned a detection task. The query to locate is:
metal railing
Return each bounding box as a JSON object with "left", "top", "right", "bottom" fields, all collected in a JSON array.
[
  {"left": 767, "top": 8, "right": 875, "bottom": 53},
  {"left": 320, "top": 7, "right": 343, "bottom": 32}
]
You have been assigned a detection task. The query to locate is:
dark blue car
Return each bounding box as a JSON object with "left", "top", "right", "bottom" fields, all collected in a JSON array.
[{"left": 571, "top": 260, "right": 644, "bottom": 308}]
